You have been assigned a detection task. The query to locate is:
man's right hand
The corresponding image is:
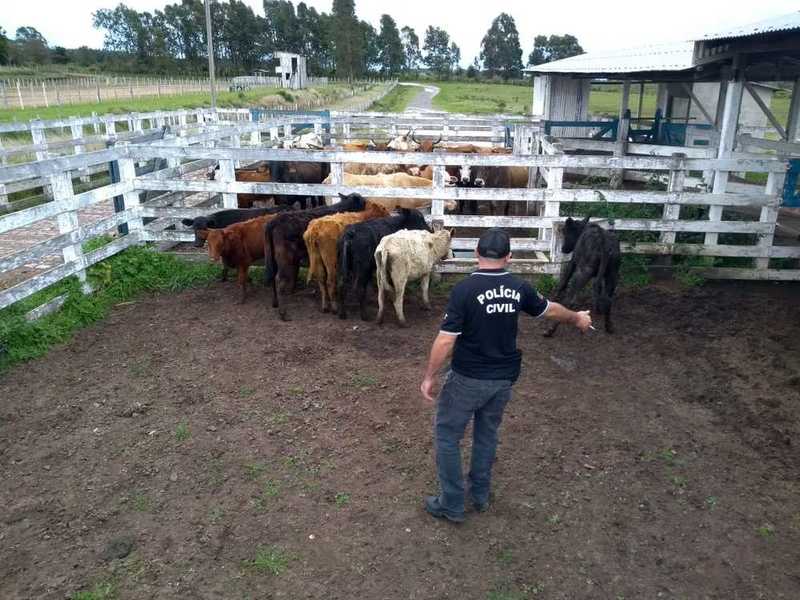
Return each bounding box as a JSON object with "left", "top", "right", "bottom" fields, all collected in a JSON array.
[
  {"left": 420, "top": 375, "right": 437, "bottom": 405},
  {"left": 573, "top": 310, "right": 592, "bottom": 332}
]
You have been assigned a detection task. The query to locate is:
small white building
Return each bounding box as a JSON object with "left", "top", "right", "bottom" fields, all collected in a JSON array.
[{"left": 273, "top": 52, "right": 308, "bottom": 90}]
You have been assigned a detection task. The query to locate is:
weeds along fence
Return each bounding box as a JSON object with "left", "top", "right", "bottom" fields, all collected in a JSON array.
[{"left": 0, "top": 113, "right": 796, "bottom": 314}]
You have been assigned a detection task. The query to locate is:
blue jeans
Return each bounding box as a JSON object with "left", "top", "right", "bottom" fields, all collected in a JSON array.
[{"left": 434, "top": 370, "right": 513, "bottom": 517}]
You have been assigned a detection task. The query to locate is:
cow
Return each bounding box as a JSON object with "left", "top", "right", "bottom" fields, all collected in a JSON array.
[
  {"left": 303, "top": 202, "right": 390, "bottom": 313},
  {"left": 411, "top": 133, "right": 443, "bottom": 153},
  {"left": 322, "top": 172, "right": 457, "bottom": 211},
  {"left": 544, "top": 215, "right": 621, "bottom": 337},
  {"left": 209, "top": 162, "right": 273, "bottom": 208},
  {"left": 267, "top": 160, "right": 330, "bottom": 210},
  {"left": 374, "top": 228, "right": 452, "bottom": 327},
  {"left": 205, "top": 213, "right": 284, "bottom": 304},
  {"left": 283, "top": 132, "right": 324, "bottom": 149},
  {"left": 342, "top": 140, "right": 389, "bottom": 152},
  {"left": 336, "top": 208, "right": 432, "bottom": 321},
  {"left": 387, "top": 130, "right": 420, "bottom": 151},
  {"left": 265, "top": 192, "right": 367, "bottom": 321},
  {"left": 456, "top": 163, "right": 528, "bottom": 216}
]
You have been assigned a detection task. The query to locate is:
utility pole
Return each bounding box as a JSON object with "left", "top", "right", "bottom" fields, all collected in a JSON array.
[{"left": 204, "top": 0, "right": 217, "bottom": 108}]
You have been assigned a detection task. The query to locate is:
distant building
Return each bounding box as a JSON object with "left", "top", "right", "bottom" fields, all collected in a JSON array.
[{"left": 272, "top": 52, "right": 308, "bottom": 90}]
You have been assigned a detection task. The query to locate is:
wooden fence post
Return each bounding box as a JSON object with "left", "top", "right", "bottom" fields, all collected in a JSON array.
[
  {"left": 270, "top": 126, "right": 280, "bottom": 146},
  {"left": 50, "top": 171, "right": 91, "bottom": 293},
  {"left": 117, "top": 155, "right": 144, "bottom": 237},
  {"left": 16, "top": 80, "right": 24, "bottom": 109},
  {"left": 217, "top": 159, "right": 238, "bottom": 208},
  {"left": 431, "top": 165, "right": 447, "bottom": 230},
  {"left": 756, "top": 169, "right": 786, "bottom": 270},
  {"left": 656, "top": 152, "right": 686, "bottom": 269},
  {"left": 544, "top": 142, "right": 564, "bottom": 245},
  {"left": 70, "top": 118, "right": 91, "bottom": 184},
  {"left": 31, "top": 121, "right": 52, "bottom": 199}
]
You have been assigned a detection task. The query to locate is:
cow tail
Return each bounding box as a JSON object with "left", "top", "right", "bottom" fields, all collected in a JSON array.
[
  {"left": 338, "top": 231, "right": 352, "bottom": 290},
  {"left": 593, "top": 240, "right": 612, "bottom": 314},
  {"left": 264, "top": 220, "right": 277, "bottom": 285},
  {"left": 306, "top": 236, "right": 319, "bottom": 285}
]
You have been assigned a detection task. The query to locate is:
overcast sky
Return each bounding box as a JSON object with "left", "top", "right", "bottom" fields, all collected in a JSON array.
[{"left": 3, "top": 1, "right": 798, "bottom": 66}]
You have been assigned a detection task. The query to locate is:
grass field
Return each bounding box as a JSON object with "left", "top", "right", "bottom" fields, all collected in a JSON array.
[
  {"left": 368, "top": 84, "right": 420, "bottom": 112},
  {"left": 0, "top": 83, "right": 378, "bottom": 123},
  {"left": 431, "top": 81, "right": 531, "bottom": 114}
]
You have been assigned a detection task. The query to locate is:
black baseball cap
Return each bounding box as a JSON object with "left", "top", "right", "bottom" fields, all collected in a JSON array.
[{"left": 477, "top": 228, "right": 511, "bottom": 259}]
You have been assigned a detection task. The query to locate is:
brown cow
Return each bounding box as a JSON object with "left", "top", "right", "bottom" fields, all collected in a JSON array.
[
  {"left": 209, "top": 163, "right": 273, "bottom": 209},
  {"left": 303, "top": 201, "right": 390, "bottom": 313},
  {"left": 205, "top": 213, "right": 282, "bottom": 304}
]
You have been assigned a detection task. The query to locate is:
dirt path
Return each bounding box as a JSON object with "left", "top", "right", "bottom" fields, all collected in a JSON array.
[
  {"left": 1, "top": 279, "right": 799, "bottom": 599},
  {"left": 403, "top": 83, "right": 440, "bottom": 112}
]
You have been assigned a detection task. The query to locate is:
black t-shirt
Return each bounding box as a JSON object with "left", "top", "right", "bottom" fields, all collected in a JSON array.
[{"left": 440, "top": 268, "right": 549, "bottom": 382}]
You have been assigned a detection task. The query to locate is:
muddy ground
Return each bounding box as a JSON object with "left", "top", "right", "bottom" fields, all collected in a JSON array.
[{"left": 1, "top": 278, "right": 799, "bottom": 599}]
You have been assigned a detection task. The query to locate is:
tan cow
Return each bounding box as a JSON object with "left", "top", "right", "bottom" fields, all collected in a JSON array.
[{"left": 322, "top": 172, "right": 456, "bottom": 211}]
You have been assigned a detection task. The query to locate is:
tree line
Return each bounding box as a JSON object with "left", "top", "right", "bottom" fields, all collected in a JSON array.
[{"left": 0, "top": 2, "right": 584, "bottom": 80}]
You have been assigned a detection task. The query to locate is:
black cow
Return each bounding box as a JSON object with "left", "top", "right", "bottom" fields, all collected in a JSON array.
[
  {"left": 265, "top": 193, "right": 366, "bottom": 321},
  {"left": 544, "top": 215, "right": 621, "bottom": 337},
  {"left": 268, "top": 160, "right": 331, "bottom": 210},
  {"left": 337, "top": 208, "right": 432, "bottom": 321},
  {"left": 182, "top": 207, "right": 289, "bottom": 281}
]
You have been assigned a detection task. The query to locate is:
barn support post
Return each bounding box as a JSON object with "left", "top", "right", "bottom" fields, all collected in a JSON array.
[
  {"left": 217, "top": 159, "right": 238, "bottom": 209},
  {"left": 117, "top": 155, "right": 144, "bottom": 237},
  {"left": 744, "top": 82, "right": 788, "bottom": 140},
  {"left": 50, "top": 171, "right": 92, "bottom": 294},
  {"left": 756, "top": 169, "right": 786, "bottom": 271},
  {"left": 250, "top": 128, "right": 262, "bottom": 147},
  {"left": 786, "top": 76, "right": 800, "bottom": 142},
  {"left": 70, "top": 119, "right": 91, "bottom": 184},
  {"left": 270, "top": 126, "right": 280, "bottom": 146},
  {"left": 611, "top": 81, "right": 631, "bottom": 189},
  {"left": 707, "top": 60, "right": 745, "bottom": 246},
  {"left": 431, "top": 165, "right": 446, "bottom": 230}
]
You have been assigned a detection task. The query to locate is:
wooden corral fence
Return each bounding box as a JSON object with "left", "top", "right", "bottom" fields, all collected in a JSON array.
[{"left": 0, "top": 113, "right": 797, "bottom": 315}]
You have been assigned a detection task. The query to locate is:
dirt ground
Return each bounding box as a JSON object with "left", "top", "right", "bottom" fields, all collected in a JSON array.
[{"left": 1, "top": 277, "right": 800, "bottom": 600}]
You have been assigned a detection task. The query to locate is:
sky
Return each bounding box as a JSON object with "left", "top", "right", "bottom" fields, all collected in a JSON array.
[{"left": 3, "top": 0, "right": 798, "bottom": 67}]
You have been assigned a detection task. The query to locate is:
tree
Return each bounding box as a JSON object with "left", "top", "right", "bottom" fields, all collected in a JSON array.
[
  {"left": 264, "top": 0, "right": 300, "bottom": 53},
  {"left": 297, "top": 2, "right": 332, "bottom": 74},
  {"left": 51, "top": 46, "right": 69, "bottom": 64},
  {"left": 163, "top": 0, "right": 206, "bottom": 68},
  {"left": 528, "top": 34, "right": 583, "bottom": 66},
  {"left": 401, "top": 26, "right": 421, "bottom": 72},
  {"left": 360, "top": 21, "right": 380, "bottom": 74},
  {"left": 449, "top": 42, "right": 461, "bottom": 73},
  {"left": 0, "top": 27, "right": 8, "bottom": 65},
  {"left": 331, "top": 0, "right": 361, "bottom": 80},
  {"left": 14, "top": 26, "right": 50, "bottom": 64},
  {"left": 422, "top": 26, "right": 454, "bottom": 77},
  {"left": 377, "top": 14, "right": 403, "bottom": 76},
  {"left": 221, "top": 1, "right": 264, "bottom": 72},
  {"left": 480, "top": 13, "right": 523, "bottom": 79}
]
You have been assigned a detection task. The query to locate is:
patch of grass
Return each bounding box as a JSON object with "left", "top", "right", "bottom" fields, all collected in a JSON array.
[
  {"left": 209, "top": 507, "right": 224, "bottom": 524},
  {"left": 705, "top": 496, "right": 718, "bottom": 510},
  {"left": 238, "top": 386, "right": 256, "bottom": 398},
  {"left": 244, "top": 462, "right": 267, "bottom": 481},
  {"left": 673, "top": 257, "right": 709, "bottom": 287},
  {"left": 369, "top": 84, "right": 420, "bottom": 112},
  {"left": 131, "top": 493, "right": 152, "bottom": 513},
  {"left": 71, "top": 580, "right": 117, "bottom": 600},
  {"left": 0, "top": 245, "right": 220, "bottom": 372},
  {"left": 174, "top": 421, "right": 190, "bottom": 442},
  {"left": 534, "top": 274, "right": 557, "bottom": 297},
  {"left": 670, "top": 474, "right": 688, "bottom": 488},
  {"left": 351, "top": 373, "right": 377, "bottom": 388},
  {"left": 620, "top": 255, "right": 653, "bottom": 288},
  {"left": 268, "top": 411, "right": 289, "bottom": 425},
  {"left": 546, "top": 514, "right": 561, "bottom": 526},
  {"left": 263, "top": 479, "right": 281, "bottom": 498},
  {"left": 757, "top": 524, "right": 776, "bottom": 539},
  {"left": 487, "top": 582, "right": 544, "bottom": 600},
  {"left": 243, "top": 546, "right": 292, "bottom": 576},
  {"left": 334, "top": 492, "right": 351, "bottom": 507},
  {"left": 276, "top": 89, "right": 295, "bottom": 102},
  {"left": 496, "top": 548, "right": 514, "bottom": 566}
]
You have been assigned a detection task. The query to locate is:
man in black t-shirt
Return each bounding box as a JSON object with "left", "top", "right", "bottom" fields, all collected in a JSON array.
[{"left": 420, "top": 228, "right": 592, "bottom": 523}]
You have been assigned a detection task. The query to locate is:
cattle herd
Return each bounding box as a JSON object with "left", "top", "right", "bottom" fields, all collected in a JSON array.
[{"left": 181, "top": 131, "right": 622, "bottom": 330}]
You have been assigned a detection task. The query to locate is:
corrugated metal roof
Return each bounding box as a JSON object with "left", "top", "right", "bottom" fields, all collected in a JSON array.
[
  {"left": 524, "top": 41, "right": 695, "bottom": 75},
  {"left": 700, "top": 11, "right": 800, "bottom": 40}
]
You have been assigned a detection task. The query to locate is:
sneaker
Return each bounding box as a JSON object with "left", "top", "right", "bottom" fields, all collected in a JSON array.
[{"left": 424, "top": 496, "right": 465, "bottom": 523}]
